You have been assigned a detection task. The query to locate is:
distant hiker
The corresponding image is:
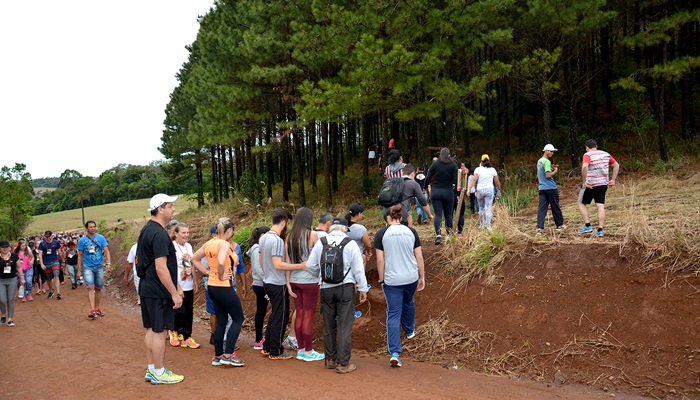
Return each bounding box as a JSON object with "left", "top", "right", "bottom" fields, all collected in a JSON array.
[
  {"left": 537, "top": 144, "right": 566, "bottom": 234},
  {"left": 577, "top": 139, "right": 620, "bottom": 237},
  {"left": 388, "top": 137, "right": 396, "bottom": 149},
  {"left": 137, "top": 193, "right": 184, "bottom": 384},
  {"left": 424, "top": 147, "right": 458, "bottom": 244},
  {"left": 77, "top": 220, "right": 111, "bottom": 319},
  {"left": 306, "top": 216, "right": 369, "bottom": 374},
  {"left": 467, "top": 154, "right": 502, "bottom": 231},
  {"left": 399, "top": 164, "right": 433, "bottom": 227},
  {"left": 374, "top": 204, "right": 425, "bottom": 368},
  {"left": 0, "top": 240, "right": 23, "bottom": 327},
  {"left": 368, "top": 145, "right": 376, "bottom": 166},
  {"left": 384, "top": 148, "right": 406, "bottom": 179},
  {"left": 413, "top": 165, "right": 429, "bottom": 224},
  {"left": 124, "top": 243, "right": 140, "bottom": 305},
  {"left": 38, "top": 230, "right": 64, "bottom": 300},
  {"left": 453, "top": 163, "right": 469, "bottom": 235}
]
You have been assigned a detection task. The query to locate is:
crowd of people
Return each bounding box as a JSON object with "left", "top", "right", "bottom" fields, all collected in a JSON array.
[{"left": 0, "top": 138, "right": 619, "bottom": 386}]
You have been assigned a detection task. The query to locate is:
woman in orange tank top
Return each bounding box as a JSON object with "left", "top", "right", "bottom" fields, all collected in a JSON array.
[{"left": 192, "top": 218, "right": 246, "bottom": 367}]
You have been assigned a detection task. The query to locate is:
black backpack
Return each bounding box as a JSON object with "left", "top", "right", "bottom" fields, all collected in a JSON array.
[
  {"left": 320, "top": 236, "right": 352, "bottom": 284},
  {"left": 377, "top": 177, "right": 405, "bottom": 207}
]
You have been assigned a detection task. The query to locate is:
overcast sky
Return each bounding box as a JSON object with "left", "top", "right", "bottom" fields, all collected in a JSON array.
[{"left": 0, "top": 1, "right": 214, "bottom": 179}]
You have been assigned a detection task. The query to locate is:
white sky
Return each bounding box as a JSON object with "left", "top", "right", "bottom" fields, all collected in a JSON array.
[{"left": 0, "top": 1, "right": 214, "bottom": 179}]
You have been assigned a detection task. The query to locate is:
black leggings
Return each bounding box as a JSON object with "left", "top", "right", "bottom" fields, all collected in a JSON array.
[
  {"left": 174, "top": 289, "right": 194, "bottom": 339},
  {"left": 431, "top": 187, "right": 455, "bottom": 236},
  {"left": 209, "top": 285, "right": 244, "bottom": 356},
  {"left": 253, "top": 285, "right": 269, "bottom": 342}
]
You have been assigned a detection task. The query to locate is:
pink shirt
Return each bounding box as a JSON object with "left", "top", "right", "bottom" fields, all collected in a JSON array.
[{"left": 583, "top": 150, "right": 617, "bottom": 187}]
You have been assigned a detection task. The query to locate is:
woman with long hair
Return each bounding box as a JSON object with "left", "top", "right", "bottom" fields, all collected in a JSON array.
[
  {"left": 1, "top": 240, "right": 23, "bottom": 326},
  {"left": 374, "top": 204, "right": 425, "bottom": 368},
  {"left": 286, "top": 207, "right": 324, "bottom": 361},
  {"left": 15, "top": 239, "right": 34, "bottom": 301},
  {"left": 424, "top": 147, "right": 459, "bottom": 244},
  {"left": 191, "top": 218, "right": 245, "bottom": 367},
  {"left": 467, "top": 155, "right": 502, "bottom": 230},
  {"left": 246, "top": 226, "right": 270, "bottom": 350}
]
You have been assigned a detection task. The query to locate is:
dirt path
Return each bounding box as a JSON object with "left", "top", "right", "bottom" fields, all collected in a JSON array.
[{"left": 2, "top": 282, "right": 642, "bottom": 399}]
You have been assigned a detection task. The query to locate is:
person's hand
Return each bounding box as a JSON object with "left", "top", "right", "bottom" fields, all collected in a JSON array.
[
  {"left": 609, "top": 179, "right": 616, "bottom": 186},
  {"left": 417, "top": 277, "right": 425, "bottom": 292},
  {"left": 358, "top": 292, "right": 367, "bottom": 304},
  {"left": 171, "top": 293, "right": 183, "bottom": 309},
  {"left": 428, "top": 213, "right": 435, "bottom": 220},
  {"left": 177, "top": 287, "right": 184, "bottom": 298},
  {"left": 239, "top": 286, "right": 247, "bottom": 298},
  {"left": 223, "top": 271, "right": 232, "bottom": 281},
  {"left": 288, "top": 284, "right": 297, "bottom": 299},
  {"left": 584, "top": 181, "right": 594, "bottom": 189},
  {"left": 193, "top": 282, "right": 199, "bottom": 294},
  {"left": 300, "top": 260, "right": 308, "bottom": 271},
  {"left": 123, "top": 274, "right": 130, "bottom": 286}
]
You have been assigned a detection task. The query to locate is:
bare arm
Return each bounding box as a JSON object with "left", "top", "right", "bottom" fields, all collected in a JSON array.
[
  {"left": 376, "top": 249, "right": 385, "bottom": 283},
  {"left": 609, "top": 162, "right": 620, "bottom": 186},
  {"left": 494, "top": 175, "right": 502, "bottom": 192},
  {"left": 77, "top": 250, "right": 83, "bottom": 276},
  {"left": 414, "top": 246, "right": 425, "bottom": 291},
  {"left": 155, "top": 256, "right": 182, "bottom": 309},
  {"left": 271, "top": 256, "right": 306, "bottom": 271},
  {"left": 103, "top": 246, "right": 111, "bottom": 267},
  {"left": 581, "top": 162, "right": 591, "bottom": 187},
  {"left": 191, "top": 245, "right": 210, "bottom": 276}
]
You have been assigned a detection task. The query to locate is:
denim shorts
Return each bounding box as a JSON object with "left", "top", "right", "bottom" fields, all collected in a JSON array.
[{"left": 83, "top": 264, "right": 105, "bottom": 289}]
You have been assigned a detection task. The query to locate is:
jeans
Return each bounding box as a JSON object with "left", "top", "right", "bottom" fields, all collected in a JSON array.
[
  {"left": 383, "top": 280, "right": 418, "bottom": 355},
  {"left": 209, "top": 285, "right": 244, "bottom": 356},
  {"left": 537, "top": 189, "right": 564, "bottom": 229},
  {"left": 0, "top": 277, "right": 18, "bottom": 318},
  {"left": 320, "top": 283, "right": 356, "bottom": 365},
  {"left": 476, "top": 188, "right": 495, "bottom": 227},
  {"left": 22, "top": 269, "right": 33, "bottom": 296},
  {"left": 263, "top": 283, "right": 290, "bottom": 356},
  {"left": 67, "top": 264, "right": 78, "bottom": 284},
  {"left": 415, "top": 193, "right": 428, "bottom": 223},
  {"left": 83, "top": 264, "right": 104, "bottom": 289},
  {"left": 431, "top": 187, "right": 454, "bottom": 236}
]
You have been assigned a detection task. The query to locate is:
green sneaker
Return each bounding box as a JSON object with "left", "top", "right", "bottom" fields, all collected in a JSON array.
[
  {"left": 150, "top": 369, "right": 184, "bottom": 385},
  {"left": 144, "top": 369, "right": 155, "bottom": 382}
]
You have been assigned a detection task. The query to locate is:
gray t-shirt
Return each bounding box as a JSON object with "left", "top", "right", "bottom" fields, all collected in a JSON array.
[
  {"left": 345, "top": 223, "right": 368, "bottom": 254},
  {"left": 373, "top": 224, "right": 421, "bottom": 286},
  {"left": 401, "top": 177, "right": 429, "bottom": 219},
  {"left": 259, "top": 231, "right": 287, "bottom": 286}
]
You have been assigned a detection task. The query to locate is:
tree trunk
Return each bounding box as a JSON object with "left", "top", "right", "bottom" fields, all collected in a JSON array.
[
  {"left": 362, "top": 115, "right": 370, "bottom": 195},
  {"left": 265, "top": 123, "right": 273, "bottom": 198},
  {"left": 210, "top": 145, "right": 218, "bottom": 203},
  {"left": 601, "top": 25, "right": 613, "bottom": 115},
  {"left": 281, "top": 131, "right": 289, "bottom": 202},
  {"left": 331, "top": 122, "right": 339, "bottom": 191},
  {"left": 309, "top": 121, "right": 317, "bottom": 188},
  {"left": 227, "top": 146, "right": 235, "bottom": 193},
  {"left": 569, "top": 104, "right": 579, "bottom": 168},
  {"left": 221, "top": 144, "right": 229, "bottom": 199},
  {"left": 321, "top": 121, "right": 332, "bottom": 209},
  {"left": 195, "top": 149, "right": 204, "bottom": 206},
  {"left": 542, "top": 93, "right": 552, "bottom": 144},
  {"left": 658, "top": 45, "right": 669, "bottom": 162}
]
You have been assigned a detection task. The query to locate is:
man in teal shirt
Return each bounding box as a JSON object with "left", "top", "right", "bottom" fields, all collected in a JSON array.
[{"left": 537, "top": 144, "right": 566, "bottom": 234}]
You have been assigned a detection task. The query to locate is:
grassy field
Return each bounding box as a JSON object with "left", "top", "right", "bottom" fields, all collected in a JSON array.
[{"left": 25, "top": 196, "right": 197, "bottom": 235}]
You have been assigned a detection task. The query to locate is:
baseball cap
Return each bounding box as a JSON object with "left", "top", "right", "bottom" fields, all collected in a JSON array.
[
  {"left": 44, "top": 230, "right": 53, "bottom": 237},
  {"left": 0, "top": 240, "right": 10, "bottom": 248},
  {"left": 148, "top": 193, "right": 178, "bottom": 211},
  {"left": 331, "top": 216, "right": 351, "bottom": 232},
  {"left": 481, "top": 154, "right": 490, "bottom": 161},
  {"left": 542, "top": 144, "right": 558, "bottom": 152}
]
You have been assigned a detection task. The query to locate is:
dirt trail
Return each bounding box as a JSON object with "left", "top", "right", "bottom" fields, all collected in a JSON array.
[{"left": 2, "top": 273, "right": 643, "bottom": 399}]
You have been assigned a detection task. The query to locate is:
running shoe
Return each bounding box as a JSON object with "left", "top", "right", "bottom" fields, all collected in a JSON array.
[
  {"left": 269, "top": 352, "right": 294, "bottom": 360},
  {"left": 296, "top": 350, "right": 305, "bottom": 360},
  {"left": 354, "top": 310, "right": 362, "bottom": 318},
  {"left": 180, "top": 337, "right": 201, "bottom": 349},
  {"left": 536, "top": 229, "right": 544, "bottom": 236},
  {"left": 88, "top": 310, "right": 97, "bottom": 320},
  {"left": 150, "top": 369, "right": 184, "bottom": 385},
  {"left": 596, "top": 229, "right": 605, "bottom": 237},
  {"left": 390, "top": 352, "right": 402, "bottom": 368},
  {"left": 72, "top": 283, "right": 77, "bottom": 290},
  {"left": 578, "top": 225, "right": 593, "bottom": 234},
  {"left": 220, "top": 353, "right": 245, "bottom": 367},
  {"left": 178, "top": 333, "right": 184, "bottom": 342},
  {"left": 253, "top": 338, "right": 265, "bottom": 350},
  {"left": 212, "top": 356, "right": 223, "bottom": 366},
  {"left": 21, "top": 297, "right": 26, "bottom": 303},
  {"left": 144, "top": 369, "right": 155, "bottom": 382},
  {"left": 168, "top": 330, "right": 180, "bottom": 347},
  {"left": 406, "top": 330, "right": 416, "bottom": 339},
  {"left": 95, "top": 309, "right": 104, "bottom": 317},
  {"left": 260, "top": 349, "right": 270, "bottom": 356},
  {"left": 435, "top": 235, "right": 443, "bottom": 245},
  {"left": 556, "top": 225, "right": 567, "bottom": 231},
  {"left": 27, "top": 294, "right": 34, "bottom": 301},
  {"left": 303, "top": 350, "right": 325, "bottom": 362},
  {"left": 56, "top": 293, "right": 62, "bottom": 300},
  {"left": 0, "top": 317, "right": 5, "bottom": 324},
  {"left": 47, "top": 291, "right": 55, "bottom": 299},
  {"left": 7, "top": 321, "right": 15, "bottom": 327},
  {"left": 283, "top": 336, "right": 298, "bottom": 350}
]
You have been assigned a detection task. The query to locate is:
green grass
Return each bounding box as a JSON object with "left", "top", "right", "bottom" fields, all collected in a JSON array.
[{"left": 25, "top": 196, "right": 197, "bottom": 235}]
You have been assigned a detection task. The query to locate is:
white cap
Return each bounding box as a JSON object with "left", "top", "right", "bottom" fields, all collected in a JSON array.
[
  {"left": 542, "top": 144, "right": 558, "bottom": 152},
  {"left": 148, "top": 193, "right": 178, "bottom": 211}
]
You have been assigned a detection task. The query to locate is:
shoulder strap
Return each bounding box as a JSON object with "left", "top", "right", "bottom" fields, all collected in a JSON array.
[{"left": 320, "top": 236, "right": 328, "bottom": 246}]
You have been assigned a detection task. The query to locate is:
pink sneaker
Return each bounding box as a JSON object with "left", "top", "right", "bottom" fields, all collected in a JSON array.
[
  {"left": 27, "top": 294, "right": 34, "bottom": 301},
  {"left": 253, "top": 338, "right": 265, "bottom": 350}
]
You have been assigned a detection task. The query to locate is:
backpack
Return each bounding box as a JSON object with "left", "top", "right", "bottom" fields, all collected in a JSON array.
[
  {"left": 319, "top": 236, "right": 352, "bottom": 284},
  {"left": 377, "top": 177, "right": 405, "bottom": 207}
]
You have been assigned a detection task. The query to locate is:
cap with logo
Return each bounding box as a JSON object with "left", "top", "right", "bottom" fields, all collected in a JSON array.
[
  {"left": 148, "top": 194, "right": 178, "bottom": 211},
  {"left": 44, "top": 230, "right": 53, "bottom": 237}
]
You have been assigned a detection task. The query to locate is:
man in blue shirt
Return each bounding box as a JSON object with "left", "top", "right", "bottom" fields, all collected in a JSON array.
[
  {"left": 537, "top": 144, "right": 566, "bottom": 234},
  {"left": 78, "top": 220, "right": 111, "bottom": 319},
  {"left": 38, "top": 230, "right": 64, "bottom": 300}
]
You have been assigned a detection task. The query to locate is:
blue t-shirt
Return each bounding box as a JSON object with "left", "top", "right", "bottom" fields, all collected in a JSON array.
[
  {"left": 537, "top": 157, "right": 557, "bottom": 191},
  {"left": 38, "top": 240, "right": 62, "bottom": 265},
  {"left": 78, "top": 234, "right": 109, "bottom": 267}
]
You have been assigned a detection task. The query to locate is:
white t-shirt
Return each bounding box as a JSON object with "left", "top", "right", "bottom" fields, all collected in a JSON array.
[
  {"left": 474, "top": 166, "right": 498, "bottom": 191},
  {"left": 173, "top": 241, "right": 194, "bottom": 291},
  {"left": 127, "top": 243, "right": 137, "bottom": 274}
]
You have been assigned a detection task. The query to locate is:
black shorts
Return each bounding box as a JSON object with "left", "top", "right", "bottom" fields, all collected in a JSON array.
[
  {"left": 578, "top": 185, "right": 608, "bottom": 205},
  {"left": 140, "top": 297, "right": 175, "bottom": 333}
]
